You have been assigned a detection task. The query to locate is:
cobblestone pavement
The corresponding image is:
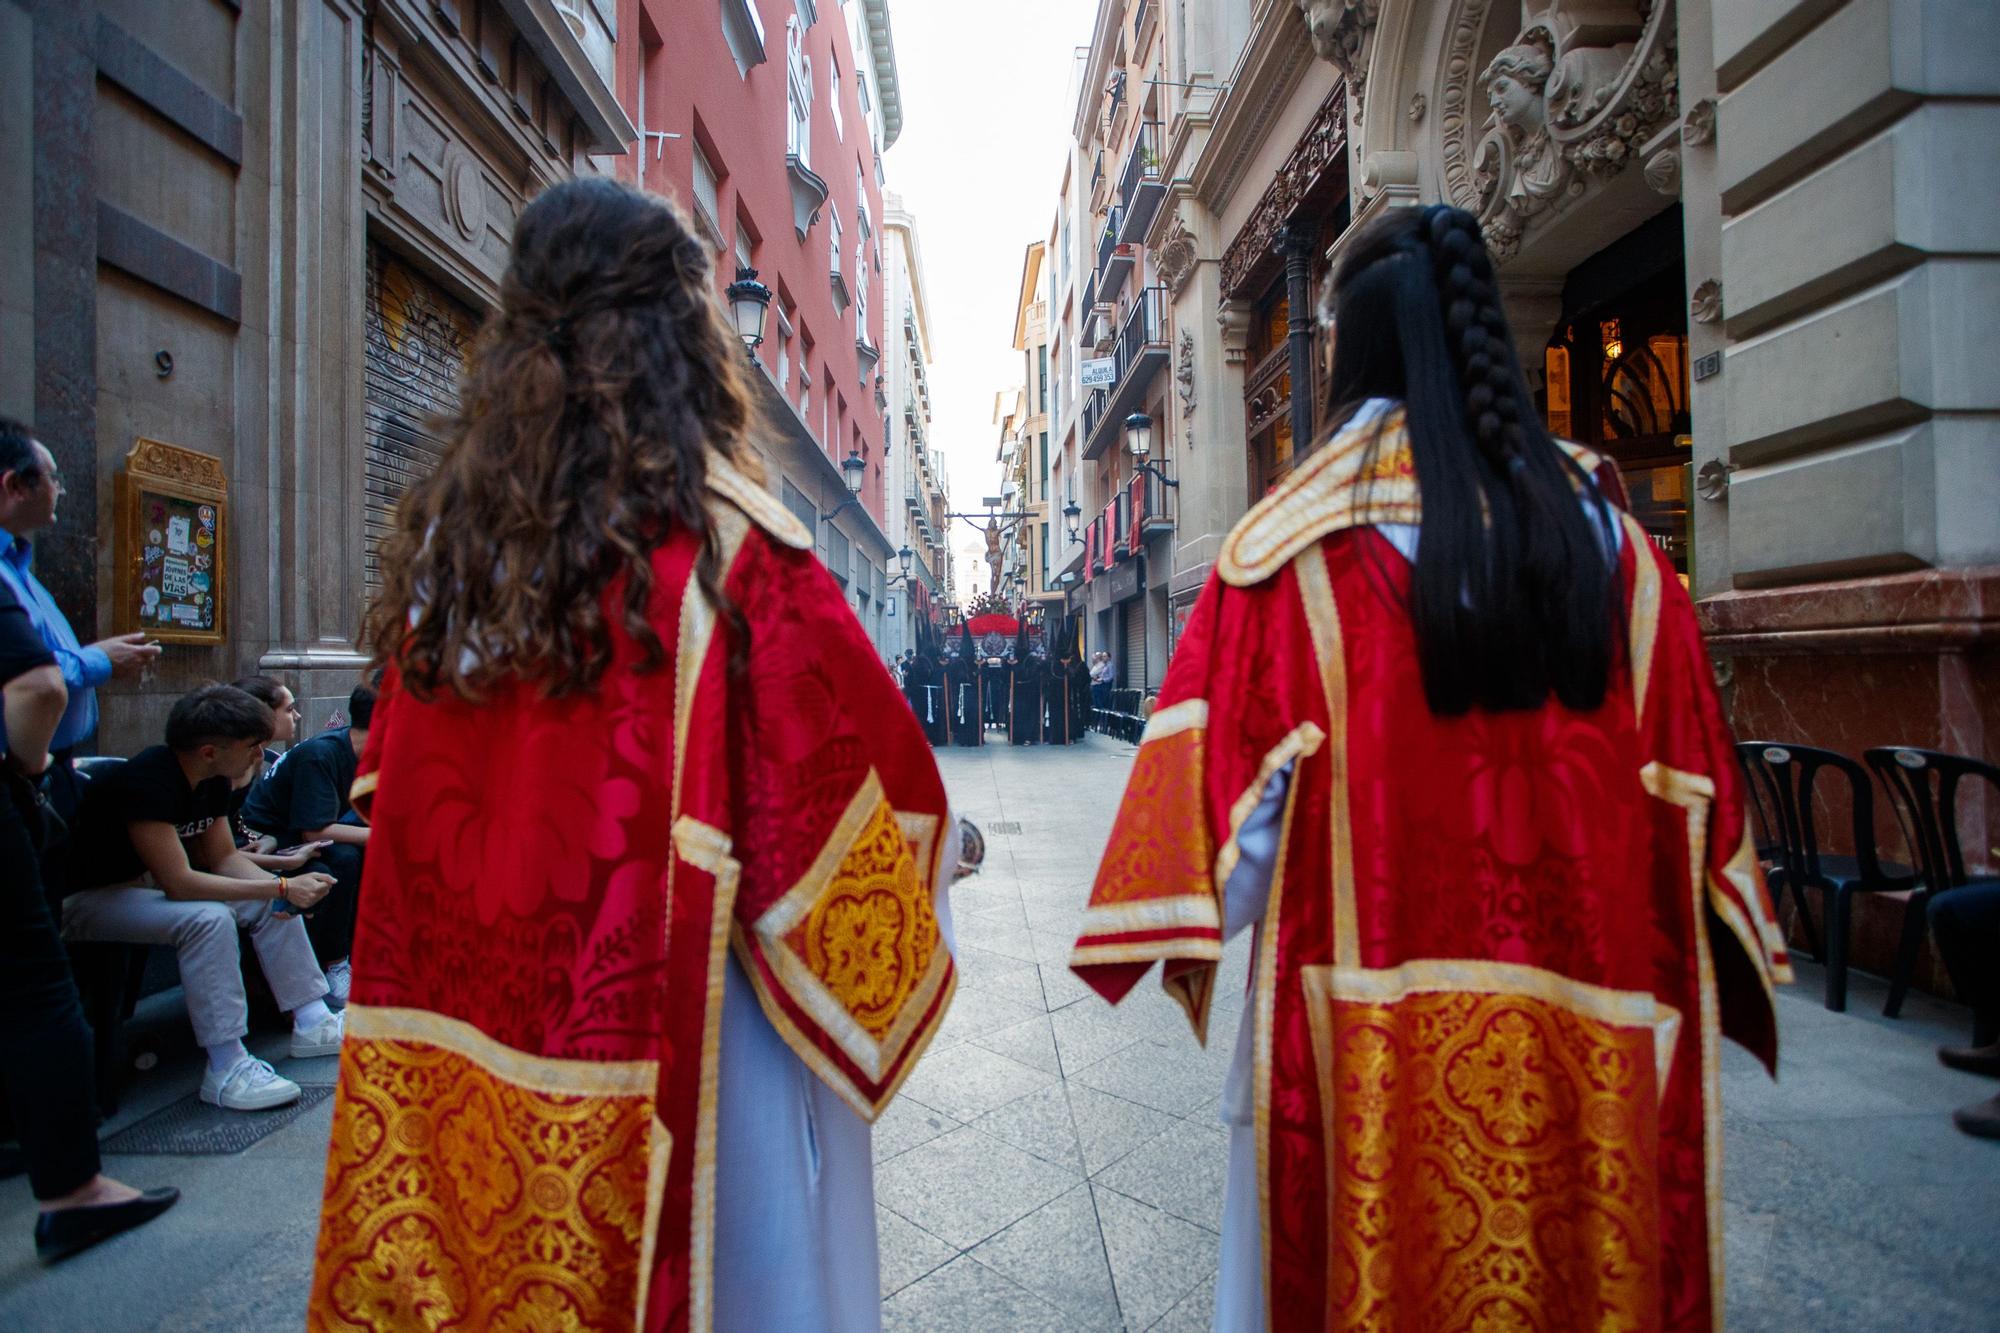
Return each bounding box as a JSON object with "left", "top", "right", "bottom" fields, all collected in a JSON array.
[{"left": 2, "top": 732, "right": 1994, "bottom": 1330}]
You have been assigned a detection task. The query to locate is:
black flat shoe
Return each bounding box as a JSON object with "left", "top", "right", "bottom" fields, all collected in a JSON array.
[
  {"left": 1938, "top": 1042, "right": 2000, "bottom": 1078},
  {"left": 1952, "top": 1094, "right": 2000, "bottom": 1141},
  {"left": 34, "top": 1187, "right": 180, "bottom": 1263}
]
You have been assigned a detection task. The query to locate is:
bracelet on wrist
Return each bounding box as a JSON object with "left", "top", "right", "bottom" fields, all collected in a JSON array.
[{"left": 275, "top": 876, "right": 288, "bottom": 901}]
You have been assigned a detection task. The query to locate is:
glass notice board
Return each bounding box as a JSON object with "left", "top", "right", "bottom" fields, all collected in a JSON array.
[{"left": 115, "top": 438, "right": 227, "bottom": 645}]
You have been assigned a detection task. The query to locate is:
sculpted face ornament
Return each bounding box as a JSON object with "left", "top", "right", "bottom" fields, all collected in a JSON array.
[{"left": 1297, "top": 0, "right": 1380, "bottom": 120}]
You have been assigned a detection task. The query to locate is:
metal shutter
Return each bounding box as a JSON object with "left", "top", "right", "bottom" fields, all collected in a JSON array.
[
  {"left": 363, "top": 243, "right": 478, "bottom": 596},
  {"left": 1121, "top": 600, "right": 1147, "bottom": 691}
]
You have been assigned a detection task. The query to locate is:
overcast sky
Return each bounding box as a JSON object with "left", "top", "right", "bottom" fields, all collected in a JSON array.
[{"left": 881, "top": 1, "right": 1095, "bottom": 599}]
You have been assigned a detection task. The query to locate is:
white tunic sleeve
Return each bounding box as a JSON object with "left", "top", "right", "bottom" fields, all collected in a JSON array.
[
  {"left": 1214, "top": 764, "right": 1289, "bottom": 1333},
  {"left": 711, "top": 814, "right": 959, "bottom": 1332}
]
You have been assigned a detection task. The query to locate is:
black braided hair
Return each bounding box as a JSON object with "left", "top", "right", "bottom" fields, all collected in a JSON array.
[{"left": 1319, "top": 204, "right": 1618, "bottom": 716}]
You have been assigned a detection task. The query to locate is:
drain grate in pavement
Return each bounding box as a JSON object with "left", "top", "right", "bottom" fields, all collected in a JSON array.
[
  {"left": 101, "top": 1084, "right": 336, "bottom": 1156},
  {"left": 987, "top": 821, "right": 1023, "bottom": 835}
]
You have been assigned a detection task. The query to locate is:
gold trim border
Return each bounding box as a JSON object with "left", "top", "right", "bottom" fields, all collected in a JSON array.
[
  {"left": 1625, "top": 513, "right": 1662, "bottom": 726},
  {"left": 1079, "top": 895, "right": 1223, "bottom": 937},
  {"left": 1141, "top": 697, "right": 1209, "bottom": 742},
  {"left": 343, "top": 1004, "right": 659, "bottom": 1097},
  {"left": 1641, "top": 759, "right": 1726, "bottom": 1327}
]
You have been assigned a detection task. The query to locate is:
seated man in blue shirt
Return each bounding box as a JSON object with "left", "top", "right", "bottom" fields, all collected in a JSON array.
[
  {"left": 240, "top": 682, "right": 373, "bottom": 1006},
  {"left": 0, "top": 418, "right": 161, "bottom": 819}
]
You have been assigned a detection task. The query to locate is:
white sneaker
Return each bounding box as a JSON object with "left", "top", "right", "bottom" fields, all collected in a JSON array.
[
  {"left": 325, "top": 960, "right": 352, "bottom": 1007},
  {"left": 200, "top": 1057, "right": 301, "bottom": 1111},
  {"left": 290, "top": 1010, "right": 346, "bottom": 1059}
]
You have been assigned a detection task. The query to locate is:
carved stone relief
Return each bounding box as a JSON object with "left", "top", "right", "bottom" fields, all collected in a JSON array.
[
  {"left": 1157, "top": 213, "right": 1199, "bottom": 298},
  {"left": 1176, "top": 329, "right": 1197, "bottom": 420},
  {"left": 1682, "top": 97, "right": 1715, "bottom": 146},
  {"left": 1690, "top": 279, "right": 1722, "bottom": 324},
  {"left": 1298, "top": 0, "right": 1381, "bottom": 123},
  {"left": 1409, "top": 93, "right": 1427, "bottom": 124},
  {"left": 1644, "top": 147, "right": 1680, "bottom": 195},
  {"left": 1220, "top": 86, "right": 1347, "bottom": 298},
  {"left": 1444, "top": 1, "right": 1680, "bottom": 262},
  {"left": 1217, "top": 299, "right": 1252, "bottom": 367}
]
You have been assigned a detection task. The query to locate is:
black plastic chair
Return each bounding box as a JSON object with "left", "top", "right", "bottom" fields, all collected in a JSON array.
[
  {"left": 1734, "top": 741, "right": 1913, "bottom": 1010},
  {"left": 1864, "top": 747, "right": 2000, "bottom": 1022}
]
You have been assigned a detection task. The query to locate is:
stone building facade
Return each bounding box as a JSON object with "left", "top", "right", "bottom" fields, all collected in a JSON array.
[
  {"left": 881, "top": 191, "right": 952, "bottom": 655},
  {"left": 1005, "top": 240, "right": 1063, "bottom": 619},
  {"left": 1048, "top": 0, "right": 1996, "bottom": 986},
  {"left": 1066, "top": 0, "right": 1177, "bottom": 692},
  {"left": 2, "top": 0, "right": 632, "bottom": 755}
]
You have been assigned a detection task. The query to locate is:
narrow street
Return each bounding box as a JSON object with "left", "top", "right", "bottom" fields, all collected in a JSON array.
[
  {"left": 0, "top": 734, "right": 1994, "bottom": 1330},
  {"left": 876, "top": 736, "right": 1247, "bottom": 1331}
]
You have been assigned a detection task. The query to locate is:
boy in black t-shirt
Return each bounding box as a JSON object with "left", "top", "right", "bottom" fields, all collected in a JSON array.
[
  {"left": 60, "top": 685, "right": 343, "bottom": 1112},
  {"left": 240, "top": 682, "right": 373, "bottom": 1002}
]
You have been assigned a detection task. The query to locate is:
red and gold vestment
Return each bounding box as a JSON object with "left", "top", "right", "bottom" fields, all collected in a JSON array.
[
  {"left": 1072, "top": 411, "right": 1790, "bottom": 1331},
  {"left": 310, "top": 461, "right": 953, "bottom": 1331}
]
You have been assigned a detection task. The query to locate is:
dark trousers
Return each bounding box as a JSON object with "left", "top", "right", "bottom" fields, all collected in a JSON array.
[
  {"left": 1930, "top": 881, "right": 2000, "bottom": 1047},
  {"left": 301, "top": 814, "right": 366, "bottom": 966},
  {"left": 0, "top": 787, "right": 101, "bottom": 1200}
]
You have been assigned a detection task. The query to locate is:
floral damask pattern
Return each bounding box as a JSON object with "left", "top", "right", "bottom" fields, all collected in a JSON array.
[
  {"left": 1314, "top": 988, "right": 1662, "bottom": 1331},
  {"left": 1087, "top": 725, "right": 1212, "bottom": 906},
  {"left": 312, "top": 1037, "right": 659, "bottom": 1331}
]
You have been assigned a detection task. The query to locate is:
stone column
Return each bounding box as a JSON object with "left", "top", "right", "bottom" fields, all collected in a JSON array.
[
  {"left": 256, "top": 0, "right": 372, "bottom": 698},
  {"left": 1279, "top": 221, "right": 1316, "bottom": 454}
]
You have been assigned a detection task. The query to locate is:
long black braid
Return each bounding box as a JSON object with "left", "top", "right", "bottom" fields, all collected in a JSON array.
[{"left": 1321, "top": 204, "right": 1618, "bottom": 716}]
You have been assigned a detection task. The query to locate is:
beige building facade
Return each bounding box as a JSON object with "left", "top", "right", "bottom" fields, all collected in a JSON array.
[
  {"left": 1047, "top": 0, "right": 1996, "bottom": 982},
  {"left": 881, "top": 192, "right": 952, "bottom": 654}
]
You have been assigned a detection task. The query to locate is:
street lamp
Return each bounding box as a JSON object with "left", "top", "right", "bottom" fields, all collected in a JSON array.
[
  {"left": 820, "top": 447, "right": 870, "bottom": 527},
  {"left": 1062, "top": 497, "right": 1082, "bottom": 542},
  {"left": 886, "top": 544, "right": 916, "bottom": 588},
  {"left": 726, "top": 267, "right": 772, "bottom": 359},
  {"left": 1124, "top": 411, "right": 1179, "bottom": 489}
]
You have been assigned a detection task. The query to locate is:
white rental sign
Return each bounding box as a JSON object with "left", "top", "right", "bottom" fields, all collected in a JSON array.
[{"left": 1080, "top": 357, "right": 1117, "bottom": 388}]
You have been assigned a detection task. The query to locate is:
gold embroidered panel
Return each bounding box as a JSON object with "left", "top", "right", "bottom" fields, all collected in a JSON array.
[
  {"left": 312, "top": 1034, "right": 665, "bottom": 1331},
  {"left": 751, "top": 772, "right": 950, "bottom": 1088},
  {"left": 1301, "top": 964, "right": 1671, "bottom": 1331}
]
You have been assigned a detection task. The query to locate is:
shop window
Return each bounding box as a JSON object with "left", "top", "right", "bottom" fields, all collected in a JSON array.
[{"left": 1546, "top": 264, "right": 1693, "bottom": 578}]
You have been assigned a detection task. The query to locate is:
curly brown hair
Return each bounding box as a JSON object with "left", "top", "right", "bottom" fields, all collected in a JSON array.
[{"left": 367, "top": 177, "right": 762, "bottom": 701}]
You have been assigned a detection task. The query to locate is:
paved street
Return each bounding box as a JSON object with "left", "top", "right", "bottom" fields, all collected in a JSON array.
[{"left": 1, "top": 733, "right": 1996, "bottom": 1330}]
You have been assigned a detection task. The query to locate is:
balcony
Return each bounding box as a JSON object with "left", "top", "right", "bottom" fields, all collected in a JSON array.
[
  {"left": 1101, "top": 242, "right": 1135, "bottom": 302},
  {"left": 1096, "top": 207, "right": 1121, "bottom": 278},
  {"left": 1090, "top": 149, "right": 1104, "bottom": 199},
  {"left": 1131, "top": 468, "right": 1173, "bottom": 539},
  {"left": 1108, "top": 490, "right": 1132, "bottom": 562},
  {"left": 1080, "top": 387, "right": 1109, "bottom": 452},
  {"left": 786, "top": 154, "right": 829, "bottom": 240},
  {"left": 1081, "top": 286, "right": 1170, "bottom": 461},
  {"left": 1117, "top": 121, "right": 1165, "bottom": 245}
]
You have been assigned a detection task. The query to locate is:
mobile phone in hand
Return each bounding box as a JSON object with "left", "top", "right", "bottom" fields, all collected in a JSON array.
[{"left": 274, "top": 840, "right": 333, "bottom": 859}]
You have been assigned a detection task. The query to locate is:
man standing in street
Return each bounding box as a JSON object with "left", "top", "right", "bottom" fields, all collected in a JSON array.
[{"left": 0, "top": 419, "right": 162, "bottom": 818}]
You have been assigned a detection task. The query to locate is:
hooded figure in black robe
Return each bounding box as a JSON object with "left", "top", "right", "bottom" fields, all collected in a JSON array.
[
  {"left": 1008, "top": 616, "right": 1042, "bottom": 745},
  {"left": 946, "top": 625, "right": 983, "bottom": 746},
  {"left": 1041, "top": 612, "right": 1074, "bottom": 744}
]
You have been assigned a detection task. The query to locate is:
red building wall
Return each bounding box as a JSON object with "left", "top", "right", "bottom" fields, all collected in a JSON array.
[{"left": 611, "top": 0, "right": 887, "bottom": 529}]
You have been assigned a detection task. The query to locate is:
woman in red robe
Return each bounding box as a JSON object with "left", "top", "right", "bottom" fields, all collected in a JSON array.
[
  {"left": 1071, "top": 206, "right": 1790, "bottom": 1330},
  {"left": 310, "top": 179, "right": 953, "bottom": 1331}
]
